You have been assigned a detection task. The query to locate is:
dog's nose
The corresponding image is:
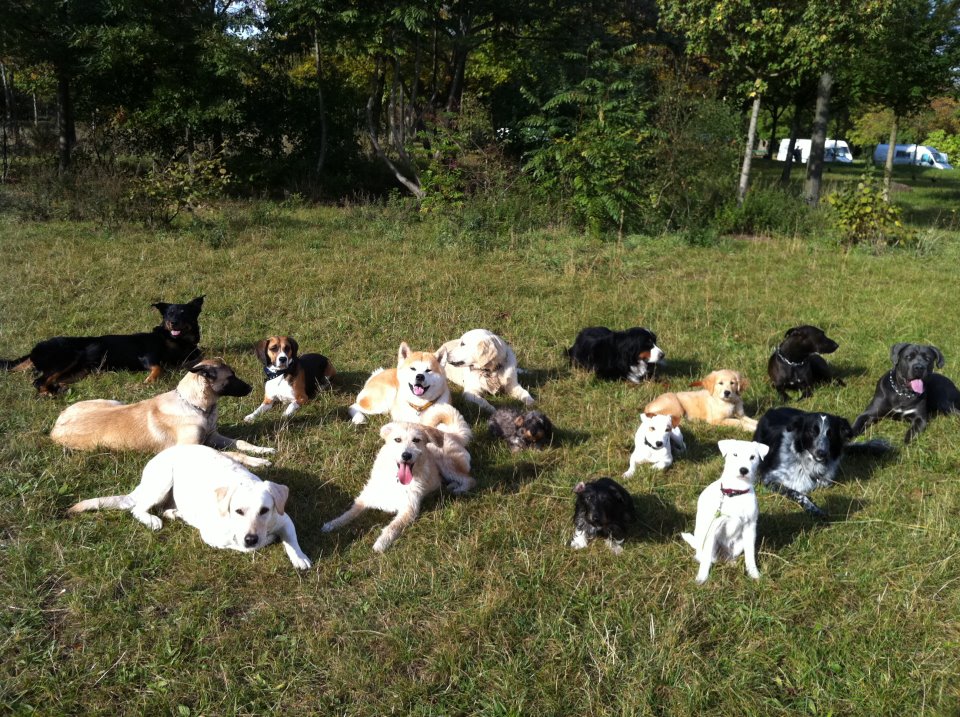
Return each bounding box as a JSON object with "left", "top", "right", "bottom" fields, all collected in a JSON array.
[
  {"left": 814, "top": 450, "right": 828, "bottom": 461},
  {"left": 415, "top": 373, "right": 425, "bottom": 383},
  {"left": 401, "top": 452, "right": 412, "bottom": 462},
  {"left": 655, "top": 440, "right": 664, "bottom": 448},
  {"left": 277, "top": 355, "right": 287, "bottom": 364},
  {"left": 739, "top": 467, "right": 749, "bottom": 476},
  {"left": 723, "top": 390, "right": 731, "bottom": 397},
  {"left": 244, "top": 534, "right": 259, "bottom": 547}
]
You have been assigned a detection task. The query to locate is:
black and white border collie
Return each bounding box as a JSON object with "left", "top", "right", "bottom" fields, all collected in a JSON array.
[
  {"left": 567, "top": 326, "right": 664, "bottom": 383},
  {"left": 754, "top": 407, "right": 889, "bottom": 517}
]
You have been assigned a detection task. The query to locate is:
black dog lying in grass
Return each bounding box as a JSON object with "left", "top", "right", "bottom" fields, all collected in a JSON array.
[
  {"left": 767, "top": 325, "right": 845, "bottom": 402},
  {"left": 1, "top": 296, "right": 204, "bottom": 394}
]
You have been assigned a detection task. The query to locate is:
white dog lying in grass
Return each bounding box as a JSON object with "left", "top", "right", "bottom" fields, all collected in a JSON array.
[
  {"left": 681, "top": 439, "right": 769, "bottom": 584},
  {"left": 68, "top": 444, "right": 311, "bottom": 570},
  {"left": 623, "top": 412, "right": 685, "bottom": 475}
]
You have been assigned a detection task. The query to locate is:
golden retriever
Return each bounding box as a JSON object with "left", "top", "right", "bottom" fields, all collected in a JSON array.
[
  {"left": 644, "top": 369, "right": 758, "bottom": 432},
  {"left": 437, "top": 329, "right": 534, "bottom": 413}
]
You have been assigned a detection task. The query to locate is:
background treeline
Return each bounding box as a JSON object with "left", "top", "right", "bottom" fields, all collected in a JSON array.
[{"left": 1, "top": 0, "right": 959, "bottom": 239}]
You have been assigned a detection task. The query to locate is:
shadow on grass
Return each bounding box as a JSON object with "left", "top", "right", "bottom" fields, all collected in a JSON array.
[
  {"left": 631, "top": 492, "right": 689, "bottom": 543},
  {"left": 267, "top": 466, "right": 357, "bottom": 556},
  {"left": 519, "top": 364, "right": 566, "bottom": 389},
  {"left": 654, "top": 358, "right": 704, "bottom": 383},
  {"left": 758, "top": 495, "right": 868, "bottom": 550}
]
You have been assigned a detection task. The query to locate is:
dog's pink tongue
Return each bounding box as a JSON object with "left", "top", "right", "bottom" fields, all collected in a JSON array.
[
  {"left": 412, "top": 385, "right": 426, "bottom": 396},
  {"left": 910, "top": 379, "right": 924, "bottom": 394},
  {"left": 170, "top": 329, "right": 181, "bottom": 337},
  {"left": 397, "top": 463, "right": 413, "bottom": 485}
]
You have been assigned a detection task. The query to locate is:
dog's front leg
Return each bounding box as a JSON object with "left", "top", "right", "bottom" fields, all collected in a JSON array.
[
  {"left": 274, "top": 514, "right": 312, "bottom": 569},
  {"left": 765, "top": 482, "right": 827, "bottom": 518},
  {"left": 623, "top": 455, "right": 638, "bottom": 478},
  {"left": 244, "top": 400, "right": 275, "bottom": 423},
  {"left": 905, "top": 414, "right": 928, "bottom": 444},
  {"left": 694, "top": 528, "right": 717, "bottom": 584},
  {"left": 669, "top": 427, "right": 686, "bottom": 453},
  {"left": 321, "top": 499, "right": 368, "bottom": 533},
  {"left": 207, "top": 432, "right": 276, "bottom": 456},
  {"left": 508, "top": 383, "right": 535, "bottom": 406},
  {"left": 742, "top": 523, "right": 760, "bottom": 580},
  {"left": 463, "top": 391, "right": 496, "bottom": 414},
  {"left": 372, "top": 505, "right": 419, "bottom": 552},
  {"left": 282, "top": 401, "right": 301, "bottom": 418}
]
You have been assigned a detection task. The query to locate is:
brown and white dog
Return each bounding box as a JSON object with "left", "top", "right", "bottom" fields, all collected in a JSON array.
[
  {"left": 322, "top": 404, "right": 474, "bottom": 552},
  {"left": 437, "top": 329, "right": 534, "bottom": 414},
  {"left": 348, "top": 342, "right": 451, "bottom": 425},
  {"left": 644, "top": 369, "right": 758, "bottom": 432},
  {"left": 244, "top": 336, "right": 335, "bottom": 422},
  {"left": 50, "top": 359, "right": 274, "bottom": 468}
]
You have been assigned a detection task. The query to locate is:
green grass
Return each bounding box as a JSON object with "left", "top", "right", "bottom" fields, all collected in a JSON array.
[{"left": 1, "top": 206, "right": 959, "bottom": 715}]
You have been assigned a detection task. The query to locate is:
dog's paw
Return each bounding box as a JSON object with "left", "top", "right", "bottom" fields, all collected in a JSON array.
[
  {"left": 243, "top": 413, "right": 256, "bottom": 424},
  {"left": 372, "top": 537, "right": 390, "bottom": 553},
  {"left": 290, "top": 555, "right": 312, "bottom": 570},
  {"left": 142, "top": 515, "right": 163, "bottom": 530},
  {"left": 246, "top": 457, "right": 272, "bottom": 468},
  {"left": 606, "top": 538, "right": 625, "bottom": 555},
  {"left": 747, "top": 569, "right": 761, "bottom": 580},
  {"left": 351, "top": 412, "right": 367, "bottom": 426},
  {"left": 321, "top": 522, "right": 335, "bottom": 533},
  {"left": 695, "top": 575, "right": 709, "bottom": 585},
  {"left": 622, "top": 469, "right": 634, "bottom": 478},
  {"left": 521, "top": 395, "right": 535, "bottom": 406}
]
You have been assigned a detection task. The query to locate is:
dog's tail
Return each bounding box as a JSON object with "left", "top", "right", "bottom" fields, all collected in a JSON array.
[
  {"left": 680, "top": 532, "right": 698, "bottom": 553},
  {"left": 845, "top": 438, "right": 892, "bottom": 456},
  {"left": 0, "top": 355, "right": 33, "bottom": 372},
  {"left": 420, "top": 403, "right": 473, "bottom": 445},
  {"left": 67, "top": 495, "right": 135, "bottom": 515}
]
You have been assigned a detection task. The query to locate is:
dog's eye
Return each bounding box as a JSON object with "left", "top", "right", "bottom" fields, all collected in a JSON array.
[
  {"left": 269, "top": 345, "right": 278, "bottom": 352},
  {"left": 749, "top": 455, "right": 755, "bottom": 460},
  {"left": 423, "top": 368, "right": 431, "bottom": 373},
  {"left": 460, "top": 341, "right": 465, "bottom": 347},
  {"left": 394, "top": 437, "right": 402, "bottom": 443},
  {"left": 259, "top": 507, "right": 269, "bottom": 515},
  {"left": 413, "top": 437, "right": 421, "bottom": 443},
  {"left": 235, "top": 508, "right": 245, "bottom": 516}
]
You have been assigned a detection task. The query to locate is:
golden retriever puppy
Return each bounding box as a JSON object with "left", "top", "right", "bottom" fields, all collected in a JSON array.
[
  {"left": 644, "top": 369, "right": 758, "bottom": 432},
  {"left": 437, "top": 329, "right": 534, "bottom": 413},
  {"left": 322, "top": 404, "right": 473, "bottom": 552}
]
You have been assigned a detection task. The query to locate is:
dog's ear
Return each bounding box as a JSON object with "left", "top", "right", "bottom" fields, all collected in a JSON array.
[
  {"left": 643, "top": 412, "right": 658, "bottom": 420},
  {"left": 265, "top": 481, "right": 289, "bottom": 515},
  {"left": 476, "top": 334, "right": 507, "bottom": 369},
  {"left": 287, "top": 337, "right": 299, "bottom": 358},
  {"left": 717, "top": 439, "right": 735, "bottom": 457},
  {"left": 784, "top": 327, "right": 798, "bottom": 338},
  {"left": 574, "top": 481, "right": 586, "bottom": 494},
  {"left": 753, "top": 441, "right": 770, "bottom": 461},
  {"left": 434, "top": 345, "right": 448, "bottom": 366},
  {"left": 189, "top": 363, "right": 218, "bottom": 381},
  {"left": 671, "top": 415, "right": 682, "bottom": 429},
  {"left": 929, "top": 345, "right": 945, "bottom": 368},
  {"left": 214, "top": 485, "right": 237, "bottom": 517},
  {"left": 380, "top": 422, "right": 399, "bottom": 441},
  {"left": 890, "top": 342, "right": 910, "bottom": 367},
  {"left": 689, "top": 380, "right": 704, "bottom": 388},
  {"left": 837, "top": 418, "right": 854, "bottom": 442},
  {"left": 152, "top": 301, "right": 171, "bottom": 315},
  {"left": 700, "top": 372, "right": 717, "bottom": 393},
  {"left": 736, "top": 374, "right": 750, "bottom": 394},
  {"left": 189, "top": 295, "right": 205, "bottom": 310},
  {"left": 514, "top": 414, "right": 526, "bottom": 427},
  {"left": 254, "top": 339, "right": 271, "bottom": 365},
  {"left": 397, "top": 342, "right": 411, "bottom": 364}
]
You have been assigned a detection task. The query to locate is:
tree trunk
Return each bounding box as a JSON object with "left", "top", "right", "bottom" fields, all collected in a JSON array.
[
  {"left": 313, "top": 28, "right": 328, "bottom": 177},
  {"left": 804, "top": 71, "right": 833, "bottom": 206},
  {"left": 779, "top": 100, "right": 803, "bottom": 186},
  {"left": 737, "top": 93, "right": 762, "bottom": 206},
  {"left": 766, "top": 105, "right": 781, "bottom": 160},
  {"left": 56, "top": 67, "right": 74, "bottom": 174},
  {"left": 366, "top": 58, "right": 422, "bottom": 199},
  {"left": 0, "top": 62, "right": 19, "bottom": 147},
  {"left": 883, "top": 114, "right": 899, "bottom": 202},
  {"left": 33, "top": 92, "right": 39, "bottom": 127}
]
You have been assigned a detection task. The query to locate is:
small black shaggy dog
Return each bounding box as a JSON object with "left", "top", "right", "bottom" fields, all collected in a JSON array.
[
  {"left": 488, "top": 408, "right": 554, "bottom": 451},
  {"left": 569, "top": 478, "right": 636, "bottom": 554},
  {"left": 567, "top": 326, "right": 664, "bottom": 383}
]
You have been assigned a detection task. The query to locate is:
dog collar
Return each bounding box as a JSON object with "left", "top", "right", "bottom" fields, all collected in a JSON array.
[
  {"left": 408, "top": 397, "right": 437, "bottom": 414},
  {"left": 264, "top": 365, "right": 290, "bottom": 380},
  {"left": 720, "top": 484, "right": 752, "bottom": 497},
  {"left": 775, "top": 349, "right": 809, "bottom": 367},
  {"left": 176, "top": 389, "right": 214, "bottom": 416},
  {"left": 887, "top": 372, "right": 920, "bottom": 398},
  {"left": 472, "top": 363, "right": 503, "bottom": 376}
]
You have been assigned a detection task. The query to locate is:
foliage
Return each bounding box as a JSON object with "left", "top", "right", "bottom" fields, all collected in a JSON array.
[
  {"left": 128, "top": 153, "right": 230, "bottom": 226},
  {"left": 922, "top": 129, "right": 960, "bottom": 162},
  {"left": 713, "top": 185, "right": 816, "bottom": 237},
  {"left": 522, "top": 43, "right": 656, "bottom": 236},
  {"left": 826, "top": 171, "right": 916, "bottom": 249}
]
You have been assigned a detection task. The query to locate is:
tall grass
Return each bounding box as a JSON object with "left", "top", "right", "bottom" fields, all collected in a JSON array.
[{"left": 1, "top": 208, "right": 959, "bottom": 715}]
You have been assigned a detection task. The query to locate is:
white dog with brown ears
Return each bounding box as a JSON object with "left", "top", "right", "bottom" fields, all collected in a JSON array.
[
  {"left": 68, "top": 444, "right": 311, "bottom": 569},
  {"left": 681, "top": 439, "right": 769, "bottom": 584},
  {"left": 623, "top": 412, "right": 685, "bottom": 475},
  {"left": 437, "top": 329, "right": 534, "bottom": 414},
  {"left": 323, "top": 404, "right": 474, "bottom": 552},
  {"left": 348, "top": 342, "right": 451, "bottom": 425}
]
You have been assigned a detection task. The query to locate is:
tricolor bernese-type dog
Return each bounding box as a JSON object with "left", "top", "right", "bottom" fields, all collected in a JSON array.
[
  {"left": 567, "top": 326, "right": 664, "bottom": 383},
  {"left": 1, "top": 296, "right": 204, "bottom": 394},
  {"left": 244, "top": 336, "right": 335, "bottom": 422}
]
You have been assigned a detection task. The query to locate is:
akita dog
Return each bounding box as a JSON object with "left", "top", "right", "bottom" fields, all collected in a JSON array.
[{"left": 348, "top": 342, "right": 452, "bottom": 425}]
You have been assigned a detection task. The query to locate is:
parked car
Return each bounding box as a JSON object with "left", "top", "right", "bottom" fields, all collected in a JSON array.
[
  {"left": 872, "top": 144, "right": 953, "bottom": 170},
  {"left": 776, "top": 138, "right": 853, "bottom": 164}
]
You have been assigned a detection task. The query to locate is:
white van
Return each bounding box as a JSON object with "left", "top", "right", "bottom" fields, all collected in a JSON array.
[
  {"left": 872, "top": 144, "right": 953, "bottom": 170},
  {"left": 776, "top": 138, "right": 853, "bottom": 164}
]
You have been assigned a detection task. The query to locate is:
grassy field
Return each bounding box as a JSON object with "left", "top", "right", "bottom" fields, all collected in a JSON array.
[{"left": 1, "top": 203, "right": 959, "bottom": 716}]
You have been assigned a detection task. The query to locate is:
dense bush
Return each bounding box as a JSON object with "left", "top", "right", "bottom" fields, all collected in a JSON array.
[
  {"left": 712, "top": 185, "right": 817, "bottom": 237},
  {"left": 826, "top": 172, "right": 916, "bottom": 250}
]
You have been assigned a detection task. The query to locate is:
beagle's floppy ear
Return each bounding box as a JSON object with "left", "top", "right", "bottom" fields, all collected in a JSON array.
[
  {"left": 889, "top": 342, "right": 910, "bottom": 367},
  {"left": 265, "top": 481, "right": 289, "bottom": 515},
  {"left": 397, "top": 342, "right": 411, "bottom": 364},
  {"left": 214, "top": 485, "right": 237, "bottom": 517},
  {"left": 475, "top": 334, "right": 508, "bottom": 369},
  {"left": 286, "top": 337, "right": 299, "bottom": 358},
  {"left": 254, "top": 339, "right": 271, "bottom": 365}
]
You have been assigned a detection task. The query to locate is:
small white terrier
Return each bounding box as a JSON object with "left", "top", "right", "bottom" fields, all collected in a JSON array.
[
  {"left": 681, "top": 439, "right": 769, "bottom": 584},
  {"left": 624, "top": 412, "right": 685, "bottom": 475}
]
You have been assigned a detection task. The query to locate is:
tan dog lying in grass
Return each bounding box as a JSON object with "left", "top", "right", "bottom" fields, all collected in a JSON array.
[
  {"left": 644, "top": 369, "right": 758, "bottom": 432},
  {"left": 437, "top": 329, "right": 534, "bottom": 414},
  {"left": 50, "top": 359, "right": 274, "bottom": 468},
  {"left": 323, "top": 404, "right": 474, "bottom": 552}
]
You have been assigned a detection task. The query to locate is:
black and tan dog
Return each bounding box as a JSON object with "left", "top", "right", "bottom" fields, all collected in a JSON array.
[
  {"left": 244, "top": 336, "right": 335, "bottom": 422},
  {"left": 852, "top": 342, "right": 960, "bottom": 443},
  {"left": 567, "top": 326, "right": 665, "bottom": 383},
  {"left": 1, "top": 296, "right": 204, "bottom": 394},
  {"left": 50, "top": 358, "right": 273, "bottom": 468},
  {"left": 488, "top": 408, "right": 554, "bottom": 451},
  {"left": 767, "top": 325, "right": 844, "bottom": 402}
]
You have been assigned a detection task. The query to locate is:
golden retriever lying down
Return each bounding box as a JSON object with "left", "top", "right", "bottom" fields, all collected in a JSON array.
[{"left": 644, "top": 369, "right": 758, "bottom": 432}]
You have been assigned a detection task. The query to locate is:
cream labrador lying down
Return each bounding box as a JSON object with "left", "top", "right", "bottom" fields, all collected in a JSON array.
[
  {"left": 68, "top": 444, "right": 311, "bottom": 569},
  {"left": 438, "top": 329, "right": 534, "bottom": 414}
]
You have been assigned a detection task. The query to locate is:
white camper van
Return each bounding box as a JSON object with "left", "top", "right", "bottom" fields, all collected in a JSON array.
[
  {"left": 872, "top": 144, "right": 953, "bottom": 170},
  {"left": 776, "top": 138, "right": 852, "bottom": 164}
]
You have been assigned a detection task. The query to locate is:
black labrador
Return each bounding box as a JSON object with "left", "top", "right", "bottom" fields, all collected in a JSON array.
[{"left": 767, "top": 325, "right": 845, "bottom": 402}]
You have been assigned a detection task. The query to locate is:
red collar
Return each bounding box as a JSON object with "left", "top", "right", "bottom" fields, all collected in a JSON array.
[{"left": 720, "top": 484, "right": 751, "bottom": 497}]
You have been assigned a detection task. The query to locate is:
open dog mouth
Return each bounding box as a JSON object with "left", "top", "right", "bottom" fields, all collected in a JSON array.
[
  {"left": 164, "top": 321, "right": 185, "bottom": 337},
  {"left": 909, "top": 378, "right": 924, "bottom": 393},
  {"left": 409, "top": 383, "right": 427, "bottom": 397},
  {"left": 397, "top": 461, "right": 415, "bottom": 485}
]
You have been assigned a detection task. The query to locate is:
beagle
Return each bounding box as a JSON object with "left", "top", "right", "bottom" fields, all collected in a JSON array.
[{"left": 244, "top": 336, "right": 335, "bottom": 422}]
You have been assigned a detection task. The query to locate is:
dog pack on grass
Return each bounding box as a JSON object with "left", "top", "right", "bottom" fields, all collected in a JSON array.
[{"left": 7, "top": 296, "right": 960, "bottom": 580}]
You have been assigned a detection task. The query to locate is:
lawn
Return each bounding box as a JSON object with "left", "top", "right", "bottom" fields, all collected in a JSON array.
[{"left": 1, "top": 205, "right": 959, "bottom": 716}]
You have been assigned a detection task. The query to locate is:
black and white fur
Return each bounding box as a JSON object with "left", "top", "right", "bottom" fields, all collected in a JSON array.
[
  {"left": 755, "top": 408, "right": 889, "bottom": 518},
  {"left": 567, "top": 326, "right": 664, "bottom": 383},
  {"left": 569, "top": 478, "right": 636, "bottom": 554},
  {"left": 852, "top": 342, "right": 960, "bottom": 444},
  {"left": 681, "top": 440, "right": 768, "bottom": 584},
  {"left": 767, "top": 325, "right": 844, "bottom": 402}
]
